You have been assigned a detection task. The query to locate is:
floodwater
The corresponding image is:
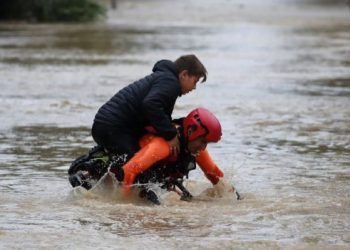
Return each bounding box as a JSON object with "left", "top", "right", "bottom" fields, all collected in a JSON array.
[{"left": 1, "top": 0, "right": 350, "bottom": 249}]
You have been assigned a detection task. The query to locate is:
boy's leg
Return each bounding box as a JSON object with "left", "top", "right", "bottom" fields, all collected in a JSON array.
[{"left": 91, "top": 122, "right": 140, "bottom": 158}]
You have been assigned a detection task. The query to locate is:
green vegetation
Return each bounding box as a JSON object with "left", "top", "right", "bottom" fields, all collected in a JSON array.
[{"left": 0, "top": 0, "right": 106, "bottom": 22}]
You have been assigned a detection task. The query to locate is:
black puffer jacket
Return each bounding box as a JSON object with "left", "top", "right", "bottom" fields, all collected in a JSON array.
[{"left": 94, "top": 60, "right": 181, "bottom": 140}]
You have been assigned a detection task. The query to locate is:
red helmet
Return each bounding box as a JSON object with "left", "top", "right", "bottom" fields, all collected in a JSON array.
[{"left": 183, "top": 107, "right": 222, "bottom": 143}]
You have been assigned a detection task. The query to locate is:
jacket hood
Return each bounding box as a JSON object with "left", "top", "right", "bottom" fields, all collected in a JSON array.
[{"left": 152, "top": 60, "right": 178, "bottom": 77}]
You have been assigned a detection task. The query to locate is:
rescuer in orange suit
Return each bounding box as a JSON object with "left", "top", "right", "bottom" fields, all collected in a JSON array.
[{"left": 111, "top": 107, "right": 231, "bottom": 199}]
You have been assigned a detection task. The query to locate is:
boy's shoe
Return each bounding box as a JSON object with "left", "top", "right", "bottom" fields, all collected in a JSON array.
[{"left": 69, "top": 171, "right": 92, "bottom": 190}]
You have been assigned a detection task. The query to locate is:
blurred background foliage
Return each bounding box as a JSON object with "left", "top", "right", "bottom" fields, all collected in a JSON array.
[{"left": 0, "top": 0, "right": 106, "bottom": 22}]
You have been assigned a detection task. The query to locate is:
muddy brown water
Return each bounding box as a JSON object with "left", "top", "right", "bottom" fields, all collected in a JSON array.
[{"left": 1, "top": 1, "right": 349, "bottom": 249}]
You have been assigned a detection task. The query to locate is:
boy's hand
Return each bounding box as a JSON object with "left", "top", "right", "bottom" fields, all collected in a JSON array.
[{"left": 168, "top": 135, "right": 180, "bottom": 156}]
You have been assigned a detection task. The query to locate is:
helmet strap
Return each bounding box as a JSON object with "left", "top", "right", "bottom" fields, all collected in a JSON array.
[{"left": 184, "top": 127, "right": 193, "bottom": 152}]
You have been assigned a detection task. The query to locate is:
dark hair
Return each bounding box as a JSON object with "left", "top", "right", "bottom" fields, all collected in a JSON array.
[{"left": 174, "top": 54, "right": 207, "bottom": 82}]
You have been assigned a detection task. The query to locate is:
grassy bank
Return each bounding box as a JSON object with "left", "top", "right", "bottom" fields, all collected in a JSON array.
[{"left": 0, "top": 0, "right": 106, "bottom": 22}]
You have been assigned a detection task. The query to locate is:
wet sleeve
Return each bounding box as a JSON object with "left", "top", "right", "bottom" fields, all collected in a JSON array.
[
  {"left": 142, "top": 76, "right": 180, "bottom": 140},
  {"left": 196, "top": 149, "right": 224, "bottom": 185}
]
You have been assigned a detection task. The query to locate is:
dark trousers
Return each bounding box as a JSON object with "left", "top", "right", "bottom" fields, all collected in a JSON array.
[{"left": 91, "top": 122, "right": 140, "bottom": 160}]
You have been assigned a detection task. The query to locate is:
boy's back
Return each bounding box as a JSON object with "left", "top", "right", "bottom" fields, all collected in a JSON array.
[{"left": 94, "top": 59, "right": 180, "bottom": 139}]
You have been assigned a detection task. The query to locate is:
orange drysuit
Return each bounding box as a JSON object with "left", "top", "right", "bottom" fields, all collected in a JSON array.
[{"left": 122, "top": 134, "right": 224, "bottom": 195}]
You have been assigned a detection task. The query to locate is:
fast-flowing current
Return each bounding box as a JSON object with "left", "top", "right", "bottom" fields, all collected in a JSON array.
[{"left": 1, "top": 0, "right": 349, "bottom": 249}]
